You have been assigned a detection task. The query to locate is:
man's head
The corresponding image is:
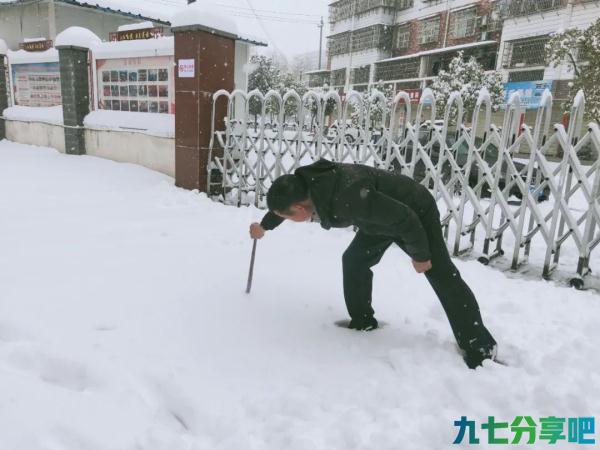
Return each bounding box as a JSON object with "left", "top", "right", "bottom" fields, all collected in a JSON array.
[{"left": 267, "top": 174, "right": 313, "bottom": 222}]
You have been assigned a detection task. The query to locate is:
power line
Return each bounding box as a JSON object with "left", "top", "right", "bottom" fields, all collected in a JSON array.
[
  {"left": 216, "top": 2, "right": 322, "bottom": 18},
  {"left": 229, "top": 12, "right": 320, "bottom": 25},
  {"left": 142, "top": 0, "right": 323, "bottom": 20}
]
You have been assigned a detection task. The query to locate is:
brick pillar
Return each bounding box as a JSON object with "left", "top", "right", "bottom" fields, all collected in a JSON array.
[
  {"left": 0, "top": 41, "right": 8, "bottom": 141},
  {"left": 171, "top": 25, "right": 235, "bottom": 191},
  {"left": 56, "top": 46, "right": 91, "bottom": 155}
]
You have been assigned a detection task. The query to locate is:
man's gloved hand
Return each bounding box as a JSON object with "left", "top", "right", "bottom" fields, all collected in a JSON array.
[{"left": 348, "top": 315, "right": 378, "bottom": 331}]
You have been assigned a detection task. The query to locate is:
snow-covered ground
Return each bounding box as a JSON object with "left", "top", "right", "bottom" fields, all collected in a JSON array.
[{"left": 0, "top": 139, "right": 598, "bottom": 450}]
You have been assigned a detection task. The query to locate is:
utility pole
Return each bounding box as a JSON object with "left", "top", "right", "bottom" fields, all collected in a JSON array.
[
  {"left": 318, "top": 16, "right": 324, "bottom": 70},
  {"left": 344, "top": 0, "right": 358, "bottom": 93},
  {"left": 442, "top": 0, "right": 451, "bottom": 48},
  {"left": 48, "top": 0, "right": 56, "bottom": 41}
]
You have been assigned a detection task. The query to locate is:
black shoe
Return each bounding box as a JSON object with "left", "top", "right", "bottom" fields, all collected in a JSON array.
[
  {"left": 463, "top": 343, "right": 498, "bottom": 369},
  {"left": 348, "top": 316, "right": 378, "bottom": 331}
]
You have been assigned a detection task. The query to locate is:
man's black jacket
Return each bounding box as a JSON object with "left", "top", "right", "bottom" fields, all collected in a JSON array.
[{"left": 260, "top": 159, "right": 437, "bottom": 262}]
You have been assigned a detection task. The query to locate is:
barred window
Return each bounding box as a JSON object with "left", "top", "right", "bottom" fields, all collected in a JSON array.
[
  {"left": 397, "top": 0, "right": 414, "bottom": 10},
  {"left": 308, "top": 72, "right": 331, "bottom": 88},
  {"left": 452, "top": 7, "right": 477, "bottom": 39},
  {"left": 375, "top": 57, "right": 420, "bottom": 81},
  {"left": 352, "top": 66, "right": 371, "bottom": 84},
  {"left": 419, "top": 17, "right": 440, "bottom": 44},
  {"left": 331, "top": 68, "right": 347, "bottom": 86},
  {"left": 507, "top": 0, "right": 567, "bottom": 18},
  {"left": 395, "top": 24, "right": 410, "bottom": 50},
  {"left": 508, "top": 70, "right": 545, "bottom": 82},
  {"left": 328, "top": 32, "right": 351, "bottom": 57},
  {"left": 505, "top": 36, "right": 550, "bottom": 68}
]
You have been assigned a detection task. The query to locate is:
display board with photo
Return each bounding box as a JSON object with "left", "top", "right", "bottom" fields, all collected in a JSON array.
[
  {"left": 10, "top": 62, "right": 62, "bottom": 107},
  {"left": 96, "top": 55, "right": 175, "bottom": 114}
]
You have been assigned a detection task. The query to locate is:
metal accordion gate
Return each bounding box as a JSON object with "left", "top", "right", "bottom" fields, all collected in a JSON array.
[{"left": 207, "top": 87, "right": 600, "bottom": 289}]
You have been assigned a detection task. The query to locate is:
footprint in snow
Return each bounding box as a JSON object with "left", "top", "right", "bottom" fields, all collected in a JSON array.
[{"left": 6, "top": 344, "right": 97, "bottom": 392}]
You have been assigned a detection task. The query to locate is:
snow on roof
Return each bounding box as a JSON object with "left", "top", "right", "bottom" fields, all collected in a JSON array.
[
  {"left": 84, "top": 110, "right": 174, "bottom": 138},
  {"left": 117, "top": 21, "right": 155, "bottom": 32},
  {"left": 171, "top": 2, "right": 266, "bottom": 46},
  {"left": 93, "top": 36, "right": 174, "bottom": 60},
  {"left": 7, "top": 48, "right": 59, "bottom": 64},
  {"left": 55, "top": 26, "right": 101, "bottom": 48},
  {"left": 0, "top": 39, "right": 7, "bottom": 55},
  {"left": 1, "top": 0, "right": 267, "bottom": 47},
  {"left": 3, "top": 105, "right": 64, "bottom": 125},
  {"left": 0, "top": 0, "right": 172, "bottom": 23},
  {"left": 23, "top": 37, "right": 47, "bottom": 43},
  {"left": 376, "top": 40, "right": 498, "bottom": 64},
  {"left": 304, "top": 69, "right": 330, "bottom": 75}
]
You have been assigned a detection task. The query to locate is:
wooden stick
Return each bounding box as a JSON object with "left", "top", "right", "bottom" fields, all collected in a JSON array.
[{"left": 246, "top": 239, "right": 257, "bottom": 294}]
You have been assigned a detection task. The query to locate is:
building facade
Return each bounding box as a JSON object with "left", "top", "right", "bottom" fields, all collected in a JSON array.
[
  {"left": 0, "top": 0, "right": 173, "bottom": 51},
  {"left": 309, "top": 0, "right": 600, "bottom": 109}
]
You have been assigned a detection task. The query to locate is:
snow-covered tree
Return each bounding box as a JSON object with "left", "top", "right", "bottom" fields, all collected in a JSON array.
[
  {"left": 278, "top": 72, "right": 307, "bottom": 123},
  {"left": 304, "top": 86, "right": 337, "bottom": 130},
  {"left": 429, "top": 51, "right": 504, "bottom": 120},
  {"left": 248, "top": 55, "right": 281, "bottom": 125},
  {"left": 546, "top": 18, "right": 600, "bottom": 122},
  {"left": 350, "top": 83, "right": 395, "bottom": 128}
]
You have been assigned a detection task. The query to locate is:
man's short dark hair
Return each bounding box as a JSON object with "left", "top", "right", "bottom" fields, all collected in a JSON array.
[{"left": 266, "top": 174, "right": 309, "bottom": 213}]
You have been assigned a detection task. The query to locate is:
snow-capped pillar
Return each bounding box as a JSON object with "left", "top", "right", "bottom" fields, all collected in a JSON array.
[
  {"left": 171, "top": 8, "right": 236, "bottom": 191},
  {"left": 55, "top": 27, "right": 100, "bottom": 155},
  {"left": 0, "top": 39, "right": 8, "bottom": 140}
]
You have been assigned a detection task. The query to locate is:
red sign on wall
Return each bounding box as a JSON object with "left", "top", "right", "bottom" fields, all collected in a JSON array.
[
  {"left": 404, "top": 88, "right": 422, "bottom": 104},
  {"left": 109, "top": 27, "right": 164, "bottom": 42},
  {"left": 19, "top": 40, "right": 53, "bottom": 52}
]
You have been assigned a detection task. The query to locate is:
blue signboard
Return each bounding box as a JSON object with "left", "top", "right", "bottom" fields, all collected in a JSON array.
[{"left": 503, "top": 80, "right": 553, "bottom": 110}]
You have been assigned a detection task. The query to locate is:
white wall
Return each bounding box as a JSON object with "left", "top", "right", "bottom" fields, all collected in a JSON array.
[
  {"left": 5, "top": 119, "right": 175, "bottom": 177},
  {"left": 5, "top": 120, "right": 65, "bottom": 153},
  {"left": 85, "top": 129, "right": 174, "bottom": 177},
  {"left": 331, "top": 49, "right": 389, "bottom": 71}
]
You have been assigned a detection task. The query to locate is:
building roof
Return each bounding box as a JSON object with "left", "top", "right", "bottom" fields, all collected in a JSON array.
[{"left": 0, "top": 0, "right": 267, "bottom": 46}]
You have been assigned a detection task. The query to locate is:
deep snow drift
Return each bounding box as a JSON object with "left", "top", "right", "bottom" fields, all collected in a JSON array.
[{"left": 0, "top": 140, "right": 598, "bottom": 450}]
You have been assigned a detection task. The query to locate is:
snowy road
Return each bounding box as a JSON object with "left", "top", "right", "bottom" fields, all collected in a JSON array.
[{"left": 0, "top": 140, "right": 598, "bottom": 450}]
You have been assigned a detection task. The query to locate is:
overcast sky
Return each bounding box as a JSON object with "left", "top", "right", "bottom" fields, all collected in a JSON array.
[{"left": 161, "top": 0, "right": 330, "bottom": 57}]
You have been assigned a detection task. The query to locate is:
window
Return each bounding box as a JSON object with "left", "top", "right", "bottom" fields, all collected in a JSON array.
[
  {"left": 507, "top": 0, "right": 567, "bottom": 18},
  {"left": 419, "top": 17, "right": 440, "bottom": 44},
  {"left": 375, "top": 57, "right": 420, "bottom": 81},
  {"left": 397, "top": 0, "right": 413, "bottom": 10},
  {"left": 452, "top": 7, "right": 477, "bottom": 39},
  {"left": 328, "top": 32, "right": 351, "bottom": 57},
  {"left": 331, "top": 69, "right": 346, "bottom": 86},
  {"left": 352, "top": 66, "right": 371, "bottom": 84},
  {"left": 395, "top": 24, "right": 410, "bottom": 50},
  {"left": 97, "top": 57, "right": 174, "bottom": 114},
  {"left": 508, "top": 70, "right": 545, "bottom": 82},
  {"left": 504, "top": 36, "right": 550, "bottom": 68}
]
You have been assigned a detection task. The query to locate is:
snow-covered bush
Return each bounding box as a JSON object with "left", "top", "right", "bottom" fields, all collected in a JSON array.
[
  {"left": 429, "top": 51, "right": 504, "bottom": 121},
  {"left": 546, "top": 18, "right": 600, "bottom": 122}
]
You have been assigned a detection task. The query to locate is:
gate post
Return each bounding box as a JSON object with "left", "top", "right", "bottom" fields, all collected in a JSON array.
[
  {"left": 171, "top": 10, "right": 236, "bottom": 191},
  {"left": 0, "top": 39, "right": 8, "bottom": 141},
  {"left": 55, "top": 27, "right": 100, "bottom": 155}
]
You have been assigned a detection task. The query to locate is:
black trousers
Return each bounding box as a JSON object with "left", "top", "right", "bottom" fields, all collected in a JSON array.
[{"left": 342, "top": 209, "right": 496, "bottom": 352}]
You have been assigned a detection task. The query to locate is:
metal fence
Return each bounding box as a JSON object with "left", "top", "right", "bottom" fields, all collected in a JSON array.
[{"left": 208, "top": 87, "right": 600, "bottom": 289}]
